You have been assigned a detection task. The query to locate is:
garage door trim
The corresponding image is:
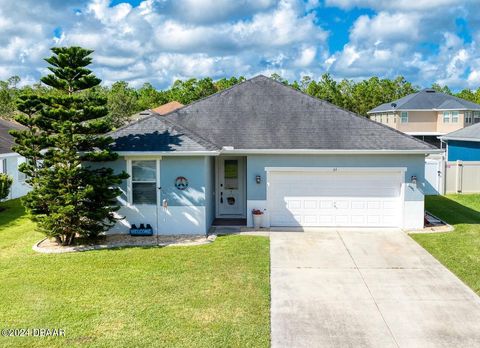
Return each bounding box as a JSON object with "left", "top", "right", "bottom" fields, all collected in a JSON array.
[
  {"left": 265, "top": 167, "right": 406, "bottom": 228},
  {"left": 265, "top": 166, "right": 407, "bottom": 173}
]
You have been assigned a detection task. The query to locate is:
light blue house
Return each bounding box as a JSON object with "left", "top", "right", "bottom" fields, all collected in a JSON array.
[{"left": 106, "top": 76, "right": 441, "bottom": 234}]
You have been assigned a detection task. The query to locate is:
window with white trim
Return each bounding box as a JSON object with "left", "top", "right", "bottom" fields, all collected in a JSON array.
[
  {"left": 131, "top": 160, "right": 157, "bottom": 205},
  {"left": 443, "top": 111, "right": 450, "bottom": 123},
  {"left": 400, "top": 111, "right": 408, "bottom": 123},
  {"left": 465, "top": 111, "right": 473, "bottom": 124},
  {"left": 0, "top": 158, "right": 6, "bottom": 174},
  {"left": 452, "top": 111, "right": 459, "bottom": 123},
  {"left": 475, "top": 111, "right": 480, "bottom": 123}
]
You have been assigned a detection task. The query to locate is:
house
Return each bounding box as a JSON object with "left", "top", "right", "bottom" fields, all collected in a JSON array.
[
  {"left": 105, "top": 75, "right": 441, "bottom": 235},
  {"left": 439, "top": 123, "right": 480, "bottom": 193},
  {"left": 0, "top": 119, "right": 30, "bottom": 200},
  {"left": 368, "top": 89, "right": 480, "bottom": 148},
  {"left": 130, "top": 101, "right": 184, "bottom": 122}
]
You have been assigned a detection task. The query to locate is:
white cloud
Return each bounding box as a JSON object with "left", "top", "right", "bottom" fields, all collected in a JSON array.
[
  {"left": 0, "top": 0, "right": 479, "bottom": 91},
  {"left": 55, "top": 0, "right": 328, "bottom": 87},
  {"left": 326, "top": 0, "right": 463, "bottom": 11},
  {"left": 324, "top": 0, "right": 480, "bottom": 89}
]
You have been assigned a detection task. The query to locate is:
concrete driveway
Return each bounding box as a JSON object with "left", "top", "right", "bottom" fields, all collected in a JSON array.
[{"left": 270, "top": 229, "right": 480, "bottom": 348}]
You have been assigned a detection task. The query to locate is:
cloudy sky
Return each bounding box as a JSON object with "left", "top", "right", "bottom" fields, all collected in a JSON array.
[{"left": 1, "top": 0, "right": 479, "bottom": 89}]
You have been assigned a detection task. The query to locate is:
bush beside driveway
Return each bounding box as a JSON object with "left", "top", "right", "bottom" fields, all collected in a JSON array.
[{"left": 411, "top": 194, "right": 480, "bottom": 295}]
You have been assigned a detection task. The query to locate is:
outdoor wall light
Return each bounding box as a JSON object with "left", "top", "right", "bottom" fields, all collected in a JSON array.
[
  {"left": 411, "top": 175, "right": 417, "bottom": 186},
  {"left": 255, "top": 175, "right": 262, "bottom": 184}
]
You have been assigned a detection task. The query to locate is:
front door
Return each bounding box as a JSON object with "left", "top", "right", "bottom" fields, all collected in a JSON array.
[{"left": 217, "top": 157, "right": 245, "bottom": 217}]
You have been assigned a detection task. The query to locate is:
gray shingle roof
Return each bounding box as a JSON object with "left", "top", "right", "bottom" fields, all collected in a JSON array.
[
  {"left": 109, "top": 115, "right": 216, "bottom": 152},
  {"left": 440, "top": 122, "right": 480, "bottom": 142},
  {"left": 109, "top": 75, "right": 436, "bottom": 152},
  {"left": 369, "top": 89, "right": 480, "bottom": 113},
  {"left": 0, "top": 119, "right": 25, "bottom": 154}
]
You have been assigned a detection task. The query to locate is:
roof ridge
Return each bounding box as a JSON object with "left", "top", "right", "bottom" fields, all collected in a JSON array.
[{"left": 164, "top": 76, "right": 261, "bottom": 118}]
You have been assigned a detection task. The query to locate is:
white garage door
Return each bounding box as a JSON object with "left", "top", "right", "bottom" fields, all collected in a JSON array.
[{"left": 268, "top": 170, "right": 403, "bottom": 227}]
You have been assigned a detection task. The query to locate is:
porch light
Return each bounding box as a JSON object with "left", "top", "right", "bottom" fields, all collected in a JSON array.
[{"left": 255, "top": 175, "right": 262, "bottom": 184}]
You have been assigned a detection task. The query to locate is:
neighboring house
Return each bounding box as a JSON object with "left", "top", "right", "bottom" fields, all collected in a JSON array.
[
  {"left": 129, "top": 101, "right": 184, "bottom": 122},
  {"left": 439, "top": 123, "right": 480, "bottom": 193},
  {"left": 368, "top": 89, "right": 480, "bottom": 148},
  {"left": 106, "top": 75, "right": 440, "bottom": 235},
  {"left": 0, "top": 119, "right": 30, "bottom": 200},
  {"left": 151, "top": 101, "right": 184, "bottom": 115}
]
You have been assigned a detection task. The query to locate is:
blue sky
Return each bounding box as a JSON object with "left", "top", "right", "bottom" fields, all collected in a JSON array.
[{"left": 0, "top": 0, "right": 479, "bottom": 90}]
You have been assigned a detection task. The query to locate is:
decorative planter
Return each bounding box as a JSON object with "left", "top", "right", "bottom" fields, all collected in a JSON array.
[{"left": 252, "top": 209, "right": 264, "bottom": 229}]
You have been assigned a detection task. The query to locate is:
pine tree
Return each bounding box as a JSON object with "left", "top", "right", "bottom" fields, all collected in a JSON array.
[{"left": 11, "top": 47, "right": 128, "bottom": 245}]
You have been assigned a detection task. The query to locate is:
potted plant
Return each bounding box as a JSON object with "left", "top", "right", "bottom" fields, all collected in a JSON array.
[{"left": 252, "top": 209, "right": 264, "bottom": 229}]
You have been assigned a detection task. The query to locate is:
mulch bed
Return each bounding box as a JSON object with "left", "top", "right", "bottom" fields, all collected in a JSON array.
[{"left": 34, "top": 234, "right": 216, "bottom": 253}]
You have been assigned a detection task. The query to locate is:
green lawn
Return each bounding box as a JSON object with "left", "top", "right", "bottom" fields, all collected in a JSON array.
[
  {"left": 411, "top": 194, "right": 480, "bottom": 295},
  {"left": 0, "top": 199, "right": 270, "bottom": 348}
]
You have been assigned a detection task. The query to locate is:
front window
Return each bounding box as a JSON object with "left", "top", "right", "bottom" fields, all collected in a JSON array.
[
  {"left": 443, "top": 111, "right": 450, "bottom": 123},
  {"left": 400, "top": 111, "right": 408, "bottom": 123},
  {"left": 475, "top": 111, "right": 480, "bottom": 123},
  {"left": 0, "top": 158, "right": 6, "bottom": 174},
  {"left": 465, "top": 111, "right": 472, "bottom": 124},
  {"left": 131, "top": 160, "right": 157, "bottom": 205},
  {"left": 452, "top": 111, "right": 459, "bottom": 123},
  {"left": 224, "top": 160, "right": 238, "bottom": 190}
]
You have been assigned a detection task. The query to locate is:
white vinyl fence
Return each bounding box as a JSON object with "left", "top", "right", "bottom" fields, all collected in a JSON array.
[{"left": 445, "top": 161, "right": 480, "bottom": 194}]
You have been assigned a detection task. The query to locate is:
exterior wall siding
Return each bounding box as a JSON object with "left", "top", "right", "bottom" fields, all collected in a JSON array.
[
  {"left": 246, "top": 154, "right": 426, "bottom": 199},
  {"left": 246, "top": 154, "right": 426, "bottom": 230},
  {"left": 396, "top": 111, "right": 437, "bottom": 133},
  {"left": 107, "top": 156, "right": 210, "bottom": 235},
  {"left": 106, "top": 153, "right": 428, "bottom": 234},
  {"left": 447, "top": 140, "right": 480, "bottom": 161},
  {"left": 437, "top": 111, "right": 465, "bottom": 134}
]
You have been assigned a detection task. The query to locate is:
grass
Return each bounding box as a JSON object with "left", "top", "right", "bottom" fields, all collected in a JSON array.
[
  {"left": 411, "top": 194, "right": 480, "bottom": 295},
  {"left": 0, "top": 199, "right": 270, "bottom": 348}
]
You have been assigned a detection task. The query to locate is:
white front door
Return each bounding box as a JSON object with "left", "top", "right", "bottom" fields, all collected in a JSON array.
[
  {"left": 217, "top": 157, "right": 245, "bottom": 217},
  {"left": 267, "top": 170, "right": 403, "bottom": 228}
]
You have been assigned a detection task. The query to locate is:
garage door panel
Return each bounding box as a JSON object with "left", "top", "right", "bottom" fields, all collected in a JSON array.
[
  {"left": 268, "top": 170, "right": 402, "bottom": 228},
  {"left": 304, "top": 200, "right": 317, "bottom": 209}
]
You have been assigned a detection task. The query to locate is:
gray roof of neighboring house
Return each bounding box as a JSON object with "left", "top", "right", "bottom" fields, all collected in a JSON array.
[
  {"left": 0, "top": 119, "right": 25, "bottom": 154},
  {"left": 109, "top": 75, "right": 436, "bottom": 152},
  {"left": 368, "top": 89, "right": 480, "bottom": 113},
  {"left": 439, "top": 122, "right": 480, "bottom": 142}
]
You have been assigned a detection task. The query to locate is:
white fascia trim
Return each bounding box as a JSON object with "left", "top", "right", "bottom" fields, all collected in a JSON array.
[
  {"left": 369, "top": 108, "right": 480, "bottom": 114},
  {"left": 221, "top": 149, "right": 444, "bottom": 155},
  {"left": 439, "top": 137, "right": 480, "bottom": 143},
  {"left": 117, "top": 151, "right": 220, "bottom": 156},
  {"left": 265, "top": 166, "right": 407, "bottom": 173},
  {"left": 0, "top": 152, "right": 20, "bottom": 158},
  {"left": 406, "top": 132, "right": 446, "bottom": 136}
]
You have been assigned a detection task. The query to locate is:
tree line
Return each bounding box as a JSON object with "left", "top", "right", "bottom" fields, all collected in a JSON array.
[{"left": 3, "top": 72, "right": 480, "bottom": 128}]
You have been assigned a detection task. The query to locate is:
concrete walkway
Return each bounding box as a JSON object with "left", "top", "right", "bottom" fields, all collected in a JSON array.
[{"left": 270, "top": 229, "right": 480, "bottom": 348}]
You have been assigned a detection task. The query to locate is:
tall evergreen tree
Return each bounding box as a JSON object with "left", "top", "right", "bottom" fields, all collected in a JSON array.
[{"left": 11, "top": 47, "right": 128, "bottom": 245}]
